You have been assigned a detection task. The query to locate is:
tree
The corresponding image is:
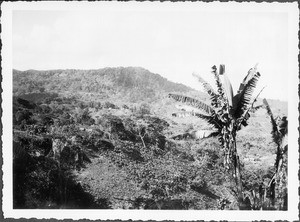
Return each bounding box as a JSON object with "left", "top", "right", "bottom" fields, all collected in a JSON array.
[
  {"left": 263, "top": 98, "right": 288, "bottom": 210},
  {"left": 169, "top": 64, "right": 263, "bottom": 209},
  {"left": 126, "top": 119, "right": 148, "bottom": 148}
]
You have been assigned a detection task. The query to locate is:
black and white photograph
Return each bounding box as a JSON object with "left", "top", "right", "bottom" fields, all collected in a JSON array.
[{"left": 1, "top": 1, "right": 299, "bottom": 221}]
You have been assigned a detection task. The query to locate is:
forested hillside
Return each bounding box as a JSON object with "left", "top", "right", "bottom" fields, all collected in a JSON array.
[
  {"left": 12, "top": 67, "right": 287, "bottom": 210},
  {"left": 13, "top": 67, "right": 192, "bottom": 103}
]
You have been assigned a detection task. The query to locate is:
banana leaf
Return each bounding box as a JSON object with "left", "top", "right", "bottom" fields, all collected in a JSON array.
[
  {"left": 263, "top": 98, "right": 280, "bottom": 144},
  {"left": 219, "top": 64, "right": 234, "bottom": 108},
  {"left": 233, "top": 71, "right": 261, "bottom": 119},
  {"left": 168, "top": 93, "right": 213, "bottom": 115}
]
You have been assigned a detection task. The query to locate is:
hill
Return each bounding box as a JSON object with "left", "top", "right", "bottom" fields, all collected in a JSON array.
[{"left": 13, "top": 67, "right": 195, "bottom": 104}]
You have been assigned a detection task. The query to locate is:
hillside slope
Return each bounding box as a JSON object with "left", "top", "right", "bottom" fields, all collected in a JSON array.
[{"left": 13, "top": 67, "right": 194, "bottom": 103}]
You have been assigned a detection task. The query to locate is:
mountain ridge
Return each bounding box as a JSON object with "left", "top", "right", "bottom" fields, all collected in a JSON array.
[{"left": 13, "top": 66, "right": 197, "bottom": 103}]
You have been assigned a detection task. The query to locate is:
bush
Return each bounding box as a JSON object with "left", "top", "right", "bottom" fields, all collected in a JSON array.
[
  {"left": 14, "top": 110, "right": 34, "bottom": 125},
  {"left": 136, "top": 103, "right": 151, "bottom": 116},
  {"left": 103, "top": 101, "right": 119, "bottom": 109}
]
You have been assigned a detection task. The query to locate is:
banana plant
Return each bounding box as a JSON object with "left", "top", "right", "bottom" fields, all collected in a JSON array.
[
  {"left": 263, "top": 98, "right": 288, "bottom": 210},
  {"left": 169, "top": 64, "right": 263, "bottom": 208}
]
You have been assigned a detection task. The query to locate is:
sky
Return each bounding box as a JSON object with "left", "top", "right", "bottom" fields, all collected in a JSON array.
[{"left": 12, "top": 3, "right": 292, "bottom": 101}]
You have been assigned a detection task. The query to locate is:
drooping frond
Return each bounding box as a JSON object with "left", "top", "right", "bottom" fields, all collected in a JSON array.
[
  {"left": 194, "top": 112, "right": 222, "bottom": 130},
  {"left": 168, "top": 93, "right": 213, "bottom": 115},
  {"left": 171, "top": 109, "right": 222, "bottom": 131},
  {"left": 263, "top": 98, "right": 280, "bottom": 144},
  {"left": 192, "top": 72, "right": 217, "bottom": 97},
  {"left": 192, "top": 72, "right": 220, "bottom": 108},
  {"left": 191, "top": 129, "right": 219, "bottom": 139},
  {"left": 233, "top": 71, "right": 261, "bottom": 119}
]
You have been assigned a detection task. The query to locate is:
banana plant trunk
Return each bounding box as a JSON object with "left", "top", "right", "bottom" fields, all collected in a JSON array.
[
  {"left": 231, "top": 138, "right": 244, "bottom": 206},
  {"left": 227, "top": 130, "right": 246, "bottom": 209},
  {"left": 274, "top": 135, "right": 288, "bottom": 210}
]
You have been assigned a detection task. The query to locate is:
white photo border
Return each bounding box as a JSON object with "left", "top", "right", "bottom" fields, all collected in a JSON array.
[{"left": 1, "top": 1, "right": 299, "bottom": 221}]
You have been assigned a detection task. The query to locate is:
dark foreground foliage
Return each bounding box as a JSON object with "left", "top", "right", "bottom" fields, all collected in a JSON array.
[{"left": 13, "top": 95, "right": 233, "bottom": 209}]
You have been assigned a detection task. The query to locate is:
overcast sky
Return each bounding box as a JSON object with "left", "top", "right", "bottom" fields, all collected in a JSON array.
[{"left": 12, "top": 2, "right": 293, "bottom": 101}]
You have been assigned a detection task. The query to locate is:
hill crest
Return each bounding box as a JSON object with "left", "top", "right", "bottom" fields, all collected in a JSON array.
[{"left": 13, "top": 67, "right": 195, "bottom": 103}]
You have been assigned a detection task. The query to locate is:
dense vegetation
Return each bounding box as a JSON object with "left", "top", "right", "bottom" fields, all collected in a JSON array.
[{"left": 12, "top": 67, "right": 287, "bottom": 210}]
